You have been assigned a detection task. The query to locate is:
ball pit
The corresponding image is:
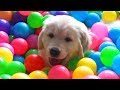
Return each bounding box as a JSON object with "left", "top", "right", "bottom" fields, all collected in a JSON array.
[{"left": 1, "top": 11, "right": 120, "bottom": 79}]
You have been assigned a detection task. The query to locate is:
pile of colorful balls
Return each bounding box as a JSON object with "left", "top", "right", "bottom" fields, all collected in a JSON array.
[{"left": 0, "top": 11, "right": 120, "bottom": 79}]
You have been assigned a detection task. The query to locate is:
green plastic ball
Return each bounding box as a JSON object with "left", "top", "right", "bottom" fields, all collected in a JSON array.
[
  {"left": 0, "top": 58, "right": 8, "bottom": 75},
  {"left": 100, "top": 46, "right": 119, "bottom": 67},
  {"left": 9, "top": 35, "right": 15, "bottom": 42},
  {"left": 5, "top": 61, "right": 26, "bottom": 75},
  {"left": 27, "top": 12, "right": 43, "bottom": 28},
  {"left": 42, "top": 15, "right": 53, "bottom": 21},
  {"left": 25, "top": 49, "right": 39, "bottom": 58},
  {"left": 0, "top": 74, "right": 11, "bottom": 79},
  {"left": 84, "top": 50, "right": 95, "bottom": 57},
  {"left": 67, "top": 56, "right": 80, "bottom": 71}
]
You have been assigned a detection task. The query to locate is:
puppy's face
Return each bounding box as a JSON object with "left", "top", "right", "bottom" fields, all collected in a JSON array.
[{"left": 38, "top": 15, "right": 91, "bottom": 67}]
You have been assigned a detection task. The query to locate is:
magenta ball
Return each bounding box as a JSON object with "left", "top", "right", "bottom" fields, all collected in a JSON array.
[
  {"left": 0, "top": 43, "right": 14, "bottom": 54},
  {"left": 84, "top": 75, "right": 100, "bottom": 79},
  {"left": 48, "top": 65, "right": 71, "bottom": 79},
  {"left": 91, "top": 22, "right": 108, "bottom": 40},
  {"left": 0, "top": 31, "right": 9, "bottom": 43},
  {"left": 98, "top": 70, "right": 119, "bottom": 79},
  {"left": 89, "top": 32, "right": 99, "bottom": 50},
  {"left": 26, "top": 34, "right": 38, "bottom": 49}
]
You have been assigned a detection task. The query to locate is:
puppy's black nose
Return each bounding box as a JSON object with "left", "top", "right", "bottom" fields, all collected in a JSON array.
[{"left": 50, "top": 47, "right": 60, "bottom": 57}]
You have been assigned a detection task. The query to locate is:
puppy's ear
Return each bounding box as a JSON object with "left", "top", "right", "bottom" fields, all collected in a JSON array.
[{"left": 38, "top": 30, "right": 44, "bottom": 50}]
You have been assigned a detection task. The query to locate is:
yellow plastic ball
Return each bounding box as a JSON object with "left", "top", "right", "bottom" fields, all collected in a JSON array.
[
  {"left": 72, "top": 66, "right": 94, "bottom": 79},
  {"left": 77, "top": 58, "right": 97, "bottom": 74},
  {"left": 102, "top": 11, "right": 117, "bottom": 23},
  {"left": 0, "top": 47, "right": 13, "bottom": 63},
  {"left": 11, "top": 73, "right": 30, "bottom": 79},
  {"left": 29, "top": 70, "right": 48, "bottom": 79}
]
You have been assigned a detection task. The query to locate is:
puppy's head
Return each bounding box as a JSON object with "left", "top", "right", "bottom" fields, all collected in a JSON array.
[{"left": 38, "top": 15, "right": 91, "bottom": 67}]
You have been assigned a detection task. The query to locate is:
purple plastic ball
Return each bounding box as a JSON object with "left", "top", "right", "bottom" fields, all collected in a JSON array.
[{"left": 54, "top": 11, "right": 69, "bottom": 15}]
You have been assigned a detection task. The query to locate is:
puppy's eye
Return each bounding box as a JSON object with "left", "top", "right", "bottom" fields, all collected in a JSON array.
[
  {"left": 65, "top": 37, "right": 72, "bottom": 42},
  {"left": 48, "top": 33, "right": 54, "bottom": 38}
]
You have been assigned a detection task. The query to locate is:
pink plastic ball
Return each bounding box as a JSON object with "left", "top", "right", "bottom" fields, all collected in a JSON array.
[
  {"left": 0, "top": 43, "right": 14, "bottom": 54},
  {"left": 26, "top": 34, "right": 38, "bottom": 49},
  {"left": 98, "top": 70, "right": 119, "bottom": 79},
  {"left": 19, "top": 11, "right": 33, "bottom": 16},
  {"left": 99, "top": 37, "right": 112, "bottom": 43},
  {"left": 89, "top": 32, "right": 99, "bottom": 50},
  {"left": 48, "top": 65, "right": 71, "bottom": 79},
  {"left": 91, "top": 22, "right": 108, "bottom": 40},
  {"left": 69, "top": 71, "right": 73, "bottom": 79},
  {"left": 11, "top": 38, "right": 28, "bottom": 55},
  {"left": 0, "top": 31, "right": 9, "bottom": 43},
  {"left": 84, "top": 75, "right": 100, "bottom": 79}
]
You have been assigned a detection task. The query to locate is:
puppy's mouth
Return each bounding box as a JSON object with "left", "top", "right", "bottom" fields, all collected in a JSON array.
[{"left": 49, "top": 57, "right": 67, "bottom": 66}]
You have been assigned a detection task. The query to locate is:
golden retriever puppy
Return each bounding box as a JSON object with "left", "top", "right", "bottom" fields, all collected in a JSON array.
[{"left": 38, "top": 15, "right": 91, "bottom": 67}]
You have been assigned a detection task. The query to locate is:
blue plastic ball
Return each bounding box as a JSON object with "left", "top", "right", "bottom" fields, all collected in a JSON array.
[
  {"left": 84, "top": 13, "right": 101, "bottom": 28},
  {"left": 116, "top": 37, "right": 120, "bottom": 50},
  {"left": 97, "top": 66, "right": 113, "bottom": 74},
  {"left": 13, "top": 55, "right": 25, "bottom": 64},
  {"left": 69, "top": 11, "right": 89, "bottom": 22},
  {"left": 99, "top": 41, "right": 116, "bottom": 52},
  {"left": 112, "top": 54, "right": 120, "bottom": 75},
  {"left": 49, "top": 11, "right": 56, "bottom": 15},
  {"left": 12, "top": 22, "right": 31, "bottom": 38},
  {"left": 108, "top": 27, "right": 120, "bottom": 44},
  {"left": 88, "top": 52, "right": 104, "bottom": 71},
  {"left": 94, "top": 11, "right": 102, "bottom": 18},
  {"left": 54, "top": 11, "right": 69, "bottom": 15}
]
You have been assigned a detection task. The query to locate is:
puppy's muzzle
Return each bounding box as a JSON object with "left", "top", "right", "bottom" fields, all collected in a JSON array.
[{"left": 50, "top": 47, "right": 60, "bottom": 57}]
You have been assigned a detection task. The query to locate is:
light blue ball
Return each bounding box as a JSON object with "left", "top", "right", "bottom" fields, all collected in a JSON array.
[
  {"left": 69, "top": 11, "right": 89, "bottom": 22},
  {"left": 108, "top": 27, "right": 120, "bottom": 44},
  {"left": 116, "top": 37, "right": 120, "bottom": 50},
  {"left": 84, "top": 13, "right": 101, "bottom": 28},
  {"left": 97, "top": 66, "right": 113, "bottom": 74},
  {"left": 99, "top": 41, "right": 116, "bottom": 52},
  {"left": 88, "top": 52, "right": 104, "bottom": 71},
  {"left": 13, "top": 55, "right": 25, "bottom": 64},
  {"left": 112, "top": 54, "right": 120, "bottom": 75},
  {"left": 50, "top": 11, "right": 57, "bottom": 15},
  {"left": 12, "top": 22, "right": 31, "bottom": 38},
  {"left": 94, "top": 11, "right": 102, "bottom": 18}
]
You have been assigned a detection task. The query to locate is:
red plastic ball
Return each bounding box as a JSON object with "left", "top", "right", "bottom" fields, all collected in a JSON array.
[
  {"left": 48, "top": 65, "right": 71, "bottom": 79},
  {"left": 24, "top": 54, "right": 45, "bottom": 73},
  {"left": 41, "top": 12, "right": 50, "bottom": 16},
  {"left": 19, "top": 11, "right": 33, "bottom": 16},
  {"left": 35, "top": 28, "right": 42, "bottom": 35},
  {"left": 11, "top": 38, "right": 28, "bottom": 55}
]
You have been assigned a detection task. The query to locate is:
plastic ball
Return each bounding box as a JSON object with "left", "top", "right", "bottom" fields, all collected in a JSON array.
[
  {"left": 100, "top": 37, "right": 112, "bottom": 43},
  {"left": 116, "top": 37, "right": 120, "bottom": 50},
  {"left": 25, "top": 49, "right": 39, "bottom": 58},
  {"left": 42, "top": 15, "right": 53, "bottom": 21},
  {"left": 89, "top": 32, "right": 99, "bottom": 50},
  {"left": 84, "top": 13, "right": 100, "bottom": 28},
  {"left": 54, "top": 11, "right": 69, "bottom": 15},
  {"left": 19, "top": 11, "right": 32, "bottom": 16},
  {"left": 0, "top": 43, "right": 14, "bottom": 54},
  {"left": 10, "top": 12, "right": 27, "bottom": 25},
  {"left": 27, "top": 12, "right": 43, "bottom": 28},
  {"left": 9, "top": 35, "right": 15, "bottom": 42},
  {"left": 0, "top": 47, "right": 13, "bottom": 63},
  {"left": 11, "top": 73, "right": 30, "bottom": 79},
  {"left": 24, "top": 54, "right": 45, "bottom": 73},
  {"left": 5, "top": 61, "right": 26, "bottom": 75},
  {"left": 112, "top": 55, "right": 120, "bottom": 75},
  {"left": 29, "top": 70, "right": 48, "bottom": 79},
  {"left": 41, "top": 11, "right": 50, "bottom": 16},
  {"left": 91, "top": 22, "right": 108, "bottom": 40},
  {"left": 69, "top": 11, "right": 88, "bottom": 22},
  {"left": 49, "top": 11, "right": 56, "bottom": 15},
  {"left": 100, "top": 46, "right": 119, "bottom": 67},
  {"left": 98, "top": 70, "right": 119, "bottom": 79},
  {"left": 35, "top": 27, "right": 42, "bottom": 35},
  {"left": 72, "top": 66, "right": 94, "bottom": 79},
  {"left": 11, "top": 38, "right": 28, "bottom": 55},
  {"left": 42, "top": 67, "right": 50, "bottom": 75},
  {"left": 12, "top": 22, "right": 31, "bottom": 38},
  {"left": 84, "top": 75, "right": 100, "bottom": 79},
  {"left": 0, "top": 11, "right": 13, "bottom": 21},
  {"left": 84, "top": 50, "right": 95, "bottom": 57},
  {"left": 0, "top": 57, "right": 8, "bottom": 74},
  {"left": 13, "top": 55, "right": 25, "bottom": 64},
  {"left": 0, "top": 19, "right": 10, "bottom": 34},
  {"left": 88, "top": 52, "right": 104, "bottom": 71},
  {"left": 26, "top": 34, "right": 38, "bottom": 49},
  {"left": 0, "top": 31, "right": 9, "bottom": 43},
  {"left": 99, "top": 41, "right": 116, "bottom": 52},
  {"left": 102, "top": 11, "right": 117, "bottom": 23},
  {"left": 77, "top": 58, "right": 97, "bottom": 74},
  {"left": 48, "top": 65, "right": 71, "bottom": 79},
  {"left": 67, "top": 56, "right": 80, "bottom": 71},
  {"left": 0, "top": 74, "right": 11, "bottom": 79},
  {"left": 97, "top": 66, "right": 113, "bottom": 74},
  {"left": 108, "top": 27, "right": 120, "bottom": 43}
]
